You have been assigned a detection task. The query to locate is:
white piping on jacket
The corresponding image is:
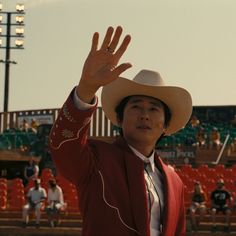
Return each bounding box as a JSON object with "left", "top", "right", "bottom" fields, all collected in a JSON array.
[
  {"left": 98, "top": 170, "right": 141, "bottom": 235},
  {"left": 50, "top": 117, "right": 91, "bottom": 150}
]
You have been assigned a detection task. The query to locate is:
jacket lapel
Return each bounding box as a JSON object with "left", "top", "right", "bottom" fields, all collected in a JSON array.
[
  {"left": 154, "top": 155, "right": 178, "bottom": 235},
  {"left": 115, "top": 138, "right": 150, "bottom": 236}
]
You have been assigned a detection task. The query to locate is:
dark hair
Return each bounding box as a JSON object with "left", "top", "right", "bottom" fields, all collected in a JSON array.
[
  {"left": 49, "top": 179, "right": 57, "bottom": 188},
  {"left": 115, "top": 96, "right": 172, "bottom": 129},
  {"left": 115, "top": 96, "right": 132, "bottom": 123}
]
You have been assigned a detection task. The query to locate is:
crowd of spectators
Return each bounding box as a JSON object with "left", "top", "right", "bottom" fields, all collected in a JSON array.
[{"left": 1, "top": 112, "right": 236, "bottom": 232}]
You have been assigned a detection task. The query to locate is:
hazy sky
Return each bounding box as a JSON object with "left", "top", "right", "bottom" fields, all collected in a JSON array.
[{"left": 0, "top": 0, "right": 235, "bottom": 112}]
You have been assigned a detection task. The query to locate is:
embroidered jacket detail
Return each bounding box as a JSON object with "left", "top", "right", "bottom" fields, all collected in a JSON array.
[
  {"left": 63, "top": 105, "right": 76, "bottom": 123},
  {"left": 98, "top": 170, "right": 141, "bottom": 235},
  {"left": 62, "top": 129, "right": 74, "bottom": 138},
  {"left": 50, "top": 117, "right": 91, "bottom": 150}
]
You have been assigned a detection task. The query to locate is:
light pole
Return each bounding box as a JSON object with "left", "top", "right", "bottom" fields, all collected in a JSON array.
[{"left": 0, "top": 3, "right": 25, "bottom": 112}]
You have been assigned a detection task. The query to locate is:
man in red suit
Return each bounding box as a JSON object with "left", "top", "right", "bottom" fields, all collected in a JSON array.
[{"left": 49, "top": 26, "right": 192, "bottom": 236}]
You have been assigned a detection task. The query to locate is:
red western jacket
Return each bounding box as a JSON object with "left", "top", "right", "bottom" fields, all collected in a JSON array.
[{"left": 49, "top": 92, "right": 186, "bottom": 236}]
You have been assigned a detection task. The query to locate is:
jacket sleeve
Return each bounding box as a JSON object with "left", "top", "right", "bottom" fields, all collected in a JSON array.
[
  {"left": 175, "top": 183, "right": 186, "bottom": 236},
  {"left": 49, "top": 89, "right": 98, "bottom": 187}
]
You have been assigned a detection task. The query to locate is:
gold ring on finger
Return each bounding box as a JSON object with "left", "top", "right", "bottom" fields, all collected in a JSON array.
[{"left": 106, "top": 47, "right": 114, "bottom": 53}]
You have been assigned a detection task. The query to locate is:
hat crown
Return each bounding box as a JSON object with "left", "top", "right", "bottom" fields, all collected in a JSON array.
[{"left": 133, "top": 70, "right": 165, "bottom": 86}]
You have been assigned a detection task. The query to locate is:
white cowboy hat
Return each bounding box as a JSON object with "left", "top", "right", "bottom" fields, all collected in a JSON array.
[{"left": 101, "top": 69, "right": 192, "bottom": 135}]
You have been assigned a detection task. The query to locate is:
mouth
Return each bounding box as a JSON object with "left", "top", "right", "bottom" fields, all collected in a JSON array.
[{"left": 137, "top": 125, "right": 151, "bottom": 130}]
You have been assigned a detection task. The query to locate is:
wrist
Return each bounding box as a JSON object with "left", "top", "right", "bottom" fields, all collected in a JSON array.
[{"left": 76, "top": 83, "right": 97, "bottom": 104}]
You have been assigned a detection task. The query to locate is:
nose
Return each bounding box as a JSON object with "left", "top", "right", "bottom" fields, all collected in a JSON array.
[{"left": 140, "top": 110, "right": 149, "bottom": 120}]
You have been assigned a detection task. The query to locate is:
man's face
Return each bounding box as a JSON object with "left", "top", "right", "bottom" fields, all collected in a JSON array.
[
  {"left": 34, "top": 182, "right": 40, "bottom": 189},
  {"left": 217, "top": 182, "right": 224, "bottom": 189},
  {"left": 119, "top": 95, "right": 166, "bottom": 149}
]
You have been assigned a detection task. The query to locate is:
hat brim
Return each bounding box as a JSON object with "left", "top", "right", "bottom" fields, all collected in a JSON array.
[{"left": 101, "top": 77, "right": 192, "bottom": 135}]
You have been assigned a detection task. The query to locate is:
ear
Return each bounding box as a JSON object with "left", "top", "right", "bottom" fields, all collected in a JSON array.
[{"left": 116, "top": 116, "right": 122, "bottom": 127}]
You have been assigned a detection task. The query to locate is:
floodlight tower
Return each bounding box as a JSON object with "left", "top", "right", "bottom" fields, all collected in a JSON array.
[{"left": 0, "top": 3, "right": 25, "bottom": 112}]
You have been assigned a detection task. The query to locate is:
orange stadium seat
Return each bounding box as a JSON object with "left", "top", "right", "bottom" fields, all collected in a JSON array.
[
  {"left": 204, "top": 179, "right": 216, "bottom": 192},
  {"left": 185, "top": 168, "right": 199, "bottom": 180},
  {"left": 194, "top": 173, "right": 207, "bottom": 184},
  {"left": 8, "top": 195, "right": 25, "bottom": 211},
  {"left": 184, "top": 190, "right": 192, "bottom": 208},
  {"left": 0, "top": 196, "right": 7, "bottom": 210},
  {"left": 11, "top": 178, "right": 24, "bottom": 190},
  {"left": 206, "top": 168, "right": 217, "bottom": 181},
  {"left": 65, "top": 195, "right": 79, "bottom": 212},
  {"left": 41, "top": 168, "right": 54, "bottom": 181},
  {"left": 0, "top": 189, "right": 7, "bottom": 198},
  {"left": 0, "top": 178, "right": 7, "bottom": 185},
  {"left": 8, "top": 188, "right": 25, "bottom": 200},
  {"left": 223, "top": 168, "right": 234, "bottom": 180},
  {"left": 230, "top": 165, "right": 236, "bottom": 173},
  {"left": 182, "top": 179, "right": 195, "bottom": 191},
  {"left": 0, "top": 182, "right": 7, "bottom": 192},
  {"left": 224, "top": 179, "right": 236, "bottom": 192},
  {"left": 213, "top": 164, "right": 225, "bottom": 174},
  {"left": 197, "top": 164, "right": 209, "bottom": 173},
  {"left": 180, "top": 164, "right": 193, "bottom": 173}
]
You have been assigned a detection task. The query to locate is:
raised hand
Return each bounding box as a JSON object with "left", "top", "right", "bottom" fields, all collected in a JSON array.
[{"left": 76, "top": 26, "right": 132, "bottom": 103}]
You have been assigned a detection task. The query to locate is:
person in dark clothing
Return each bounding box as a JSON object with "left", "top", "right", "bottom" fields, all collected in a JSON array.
[
  {"left": 23, "top": 157, "right": 39, "bottom": 186},
  {"left": 211, "top": 178, "right": 232, "bottom": 232}
]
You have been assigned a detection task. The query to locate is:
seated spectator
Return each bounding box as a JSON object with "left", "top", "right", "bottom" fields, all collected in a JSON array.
[
  {"left": 22, "top": 179, "right": 47, "bottom": 228},
  {"left": 23, "top": 157, "right": 39, "bottom": 186},
  {"left": 189, "top": 181, "right": 207, "bottom": 231},
  {"left": 30, "top": 118, "right": 39, "bottom": 133},
  {"left": 184, "top": 135, "right": 196, "bottom": 147},
  {"left": 195, "top": 126, "right": 207, "bottom": 148},
  {"left": 211, "top": 178, "right": 232, "bottom": 232},
  {"left": 190, "top": 115, "right": 200, "bottom": 128},
  {"left": 45, "top": 179, "right": 65, "bottom": 227},
  {"left": 20, "top": 119, "right": 29, "bottom": 132},
  {"left": 209, "top": 127, "right": 221, "bottom": 150}
]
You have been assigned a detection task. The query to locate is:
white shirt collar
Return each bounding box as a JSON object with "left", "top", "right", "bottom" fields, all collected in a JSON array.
[{"left": 128, "top": 145, "right": 155, "bottom": 172}]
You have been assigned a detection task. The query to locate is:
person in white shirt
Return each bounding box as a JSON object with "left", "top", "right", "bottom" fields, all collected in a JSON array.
[
  {"left": 45, "top": 179, "right": 65, "bottom": 227},
  {"left": 22, "top": 179, "right": 46, "bottom": 228}
]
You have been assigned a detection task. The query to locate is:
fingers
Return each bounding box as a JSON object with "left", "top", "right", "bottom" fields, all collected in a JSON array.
[
  {"left": 107, "top": 26, "right": 123, "bottom": 52},
  {"left": 90, "top": 32, "right": 99, "bottom": 52},
  {"left": 114, "top": 34, "right": 131, "bottom": 59},
  {"left": 100, "top": 26, "right": 114, "bottom": 51},
  {"left": 112, "top": 63, "right": 132, "bottom": 77},
  {"left": 92, "top": 26, "right": 131, "bottom": 58}
]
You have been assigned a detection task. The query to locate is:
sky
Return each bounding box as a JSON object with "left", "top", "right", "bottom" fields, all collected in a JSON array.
[{"left": 0, "top": 0, "right": 235, "bottom": 112}]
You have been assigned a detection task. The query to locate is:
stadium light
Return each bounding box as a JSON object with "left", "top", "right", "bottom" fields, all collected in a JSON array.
[
  {"left": 15, "top": 39, "right": 23, "bottom": 47},
  {"left": 0, "top": 3, "right": 25, "bottom": 112},
  {"left": 16, "top": 4, "right": 24, "bottom": 12},
  {"left": 16, "top": 15, "right": 24, "bottom": 24},
  {"left": 15, "top": 27, "right": 24, "bottom": 35}
]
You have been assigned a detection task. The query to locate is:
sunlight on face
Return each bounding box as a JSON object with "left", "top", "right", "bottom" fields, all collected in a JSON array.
[{"left": 120, "top": 95, "right": 166, "bottom": 149}]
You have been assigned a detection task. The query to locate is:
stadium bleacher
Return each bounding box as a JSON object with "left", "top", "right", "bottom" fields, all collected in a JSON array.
[
  {"left": 0, "top": 172, "right": 82, "bottom": 235},
  {"left": 0, "top": 106, "right": 236, "bottom": 235}
]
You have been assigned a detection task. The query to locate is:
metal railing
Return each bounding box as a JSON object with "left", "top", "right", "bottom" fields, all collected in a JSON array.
[{"left": 0, "top": 107, "right": 118, "bottom": 138}]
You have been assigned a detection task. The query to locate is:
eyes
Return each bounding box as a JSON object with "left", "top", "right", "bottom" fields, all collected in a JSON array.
[{"left": 130, "top": 104, "right": 161, "bottom": 112}]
